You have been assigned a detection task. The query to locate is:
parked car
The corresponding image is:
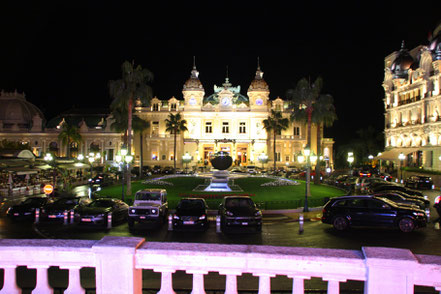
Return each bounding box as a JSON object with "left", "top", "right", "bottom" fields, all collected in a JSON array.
[
  {"left": 404, "top": 175, "right": 433, "bottom": 190},
  {"left": 434, "top": 195, "right": 441, "bottom": 222},
  {"left": 128, "top": 189, "right": 168, "bottom": 229},
  {"left": 246, "top": 165, "right": 258, "bottom": 175},
  {"left": 355, "top": 177, "right": 387, "bottom": 193},
  {"left": 89, "top": 173, "right": 114, "bottom": 187},
  {"left": 6, "top": 197, "right": 51, "bottom": 221},
  {"left": 172, "top": 198, "right": 209, "bottom": 231},
  {"left": 74, "top": 198, "right": 128, "bottom": 227},
  {"left": 321, "top": 195, "right": 427, "bottom": 232},
  {"left": 368, "top": 182, "right": 425, "bottom": 197},
  {"left": 152, "top": 165, "right": 162, "bottom": 174},
  {"left": 162, "top": 166, "right": 175, "bottom": 174},
  {"left": 382, "top": 190, "right": 431, "bottom": 208},
  {"left": 218, "top": 196, "right": 262, "bottom": 233},
  {"left": 373, "top": 192, "right": 426, "bottom": 211},
  {"left": 42, "top": 196, "right": 91, "bottom": 222}
]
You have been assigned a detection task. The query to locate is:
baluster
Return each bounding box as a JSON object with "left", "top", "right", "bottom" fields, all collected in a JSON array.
[
  {"left": 254, "top": 273, "right": 275, "bottom": 294},
  {"left": 33, "top": 266, "right": 53, "bottom": 293},
  {"left": 156, "top": 269, "right": 176, "bottom": 294},
  {"left": 288, "top": 275, "right": 310, "bottom": 294},
  {"left": 187, "top": 270, "right": 207, "bottom": 294},
  {"left": 223, "top": 273, "right": 240, "bottom": 294},
  {"left": 323, "top": 277, "right": 346, "bottom": 294},
  {"left": 0, "top": 266, "right": 20, "bottom": 293},
  {"left": 63, "top": 266, "right": 85, "bottom": 294}
]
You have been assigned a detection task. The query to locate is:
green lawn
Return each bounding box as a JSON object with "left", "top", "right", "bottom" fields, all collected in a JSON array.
[{"left": 96, "top": 176, "right": 346, "bottom": 210}]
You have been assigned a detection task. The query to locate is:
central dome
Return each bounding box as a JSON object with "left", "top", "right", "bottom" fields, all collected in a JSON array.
[
  {"left": 183, "top": 66, "right": 204, "bottom": 91},
  {"left": 248, "top": 66, "right": 269, "bottom": 92},
  {"left": 391, "top": 42, "right": 415, "bottom": 79},
  {"left": 0, "top": 90, "right": 44, "bottom": 129}
]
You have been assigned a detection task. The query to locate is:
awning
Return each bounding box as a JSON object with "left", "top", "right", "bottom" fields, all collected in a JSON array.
[
  {"left": 375, "top": 147, "right": 420, "bottom": 161},
  {"left": 4, "top": 167, "right": 39, "bottom": 175},
  {"left": 57, "top": 163, "right": 91, "bottom": 170}
]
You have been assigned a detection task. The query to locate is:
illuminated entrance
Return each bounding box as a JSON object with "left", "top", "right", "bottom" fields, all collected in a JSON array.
[{"left": 236, "top": 145, "right": 248, "bottom": 165}]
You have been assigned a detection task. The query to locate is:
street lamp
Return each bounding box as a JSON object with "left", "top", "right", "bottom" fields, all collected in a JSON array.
[
  {"left": 182, "top": 152, "right": 192, "bottom": 173},
  {"left": 398, "top": 152, "right": 406, "bottom": 183},
  {"left": 258, "top": 153, "right": 268, "bottom": 169},
  {"left": 298, "top": 145, "right": 311, "bottom": 212},
  {"left": 116, "top": 146, "right": 133, "bottom": 202},
  {"left": 347, "top": 152, "right": 354, "bottom": 174},
  {"left": 88, "top": 156, "right": 95, "bottom": 178},
  {"left": 44, "top": 153, "right": 56, "bottom": 187}
]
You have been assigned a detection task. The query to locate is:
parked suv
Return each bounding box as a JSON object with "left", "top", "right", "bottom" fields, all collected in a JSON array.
[
  {"left": 321, "top": 195, "right": 427, "bottom": 233},
  {"left": 128, "top": 189, "right": 168, "bottom": 229},
  {"left": 172, "top": 198, "right": 209, "bottom": 231},
  {"left": 218, "top": 196, "right": 262, "bottom": 233}
]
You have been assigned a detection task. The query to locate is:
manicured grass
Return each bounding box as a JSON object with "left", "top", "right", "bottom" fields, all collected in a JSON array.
[{"left": 96, "top": 176, "right": 346, "bottom": 210}]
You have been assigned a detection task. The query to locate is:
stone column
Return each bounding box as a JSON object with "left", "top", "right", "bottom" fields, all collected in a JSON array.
[
  {"left": 323, "top": 276, "right": 346, "bottom": 294},
  {"left": 187, "top": 270, "right": 207, "bottom": 294},
  {"left": 220, "top": 271, "right": 241, "bottom": 294},
  {"left": 62, "top": 266, "right": 85, "bottom": 294},
  {"left": 288, "top": 275, "right": 310, "bottom": 294},
  {"left": 253, "top": 273, "right": 275, "bottom": 294},
  {"left": 1, "top": 266, "right": 21, "bottom": 293},
  {"left": 33, "top": 266, "right": 52, "bottom": 293},
  {"left": 93, "top": 236, "right": 145, "bottom": 294},
  {"left": 155, "top": 269, "right": 176, "bottom": 294}
]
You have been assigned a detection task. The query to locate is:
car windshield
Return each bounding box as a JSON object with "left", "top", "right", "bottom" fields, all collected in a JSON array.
[
  {"left": 88, "top": 200, "right": 113, "bottom": 208},
  {"left": 55, "top": 198, "right": 79, "bottom": 205},
  {"left": 178, "top": 200, "right": 204, "bottom": 210},
  {"left": 225, "top": 198, "right": 254, "bottom": 209},
  {"left": 22, "top": 198, "right": 45, "bottom": 205},
  {"left": 135, "top": 192, "right": 161, "bottom": 201}
]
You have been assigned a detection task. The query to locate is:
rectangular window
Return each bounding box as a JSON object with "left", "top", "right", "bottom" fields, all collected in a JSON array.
[
  {"left": 170, "top": 103, "right": 177, "bottom": 111},
  {"left": 152, "top": 121, "right": 159, "bottom": 136},
  {"left": 222, "top": 122, "right": 229, "bottom": 133},
  {"left": 276, "top": 152, "right": 281, "bottom": 161},
  {"left": 239, "top": 122, "right": 246, "bottom": 134},
  {"left": 205, "top": 122, "right": 212, "bottom": 133},
  {"left": 293, "top": 126, "right": 300, "bottom": 136},
  {"left": 285, "top": 155, "right": 290, "bottom": 162}
]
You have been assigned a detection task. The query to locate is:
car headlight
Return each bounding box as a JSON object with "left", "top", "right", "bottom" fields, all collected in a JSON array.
[
  {"left": 88, "top": 179, "right": 92, "bottom": 182},
  {"left": 6, "top": 207, "right": 12, "bottom": 214},
  {"left": 151, "top": 209, "right": 158, "bottom": 214},
  {"left": 199, "top": 215, "right": 206, "bottom": 220},
  {"left": 413, "top": 212, "right": 425, "bottom": 217},
  {"left": 225, "top": 211, "right": 233, "bottom": 216},
  {"left": 424, "top": 195, "right": 429, "bottom": 200},
  {"left": 129, "top": 209, "right": 136, "bottom": 214},
  {"left": 96, "top": 213, "right": 106, "bottom": 217},
  {"left": 173, "top": 214, "right": 180, "bottom": 219}
]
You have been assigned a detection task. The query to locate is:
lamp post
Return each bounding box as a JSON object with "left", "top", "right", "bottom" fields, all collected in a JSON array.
[
  {"left": 182, "top": 152, "right": 192, "bottom": 173},
  {"left": 298, "top": 146, "right": 311, "bottom": 212},
  {"left": 347, "top": 152, "right": 354, "bottom": 175},
  {"left": 258, "top": 153, "right": 268, "bottom": 169},
  {"left": 398, "top": 152, "right": 406, "bottom": 183},
  {"left": 116, "top": 147, "right": 133, "bottom": 202},
  {"left": 44, "top": 153, "right": 56, "bottom": 187}
]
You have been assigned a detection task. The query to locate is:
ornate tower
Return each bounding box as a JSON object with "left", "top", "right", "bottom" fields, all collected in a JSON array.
[
  {"left": 183, "top": 57, "right": 205, "bottom": 110},
  {"left": 247, "top": 57, "right": 270, "bottom": 108}
]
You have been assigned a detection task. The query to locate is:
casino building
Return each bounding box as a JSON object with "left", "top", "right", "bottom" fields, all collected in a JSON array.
[
  {"left": 133, "top": 62, "right": 335, "bottom": 170},
  {"left": 380, "top": 23, "right": 441, "bottom": 170}
]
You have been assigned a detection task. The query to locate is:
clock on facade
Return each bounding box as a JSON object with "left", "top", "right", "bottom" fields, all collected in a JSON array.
[
  {"left": 221, "top": 97, "right": 231, "bottom": 106},
  {"left": 255, "top": 98, "right": 263, "bottom": 106},
  {"left": 189, "top": 97, "right": 196, "bottom": 105}
]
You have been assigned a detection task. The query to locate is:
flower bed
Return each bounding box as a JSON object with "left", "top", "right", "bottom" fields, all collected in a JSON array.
[
  {"left": 260, "top": 179, "right": 299, "bottom": 187},
  {"left": 142, "top": 179, "right": 174, "bottom": 186},
  {"left": 178, "top": 193, "right": 255, "bottom": 199}
]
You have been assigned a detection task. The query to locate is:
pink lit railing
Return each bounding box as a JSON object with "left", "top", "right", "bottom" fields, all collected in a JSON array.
[{"left": 0, "top": 236, "right": 440, "bottom": 293}]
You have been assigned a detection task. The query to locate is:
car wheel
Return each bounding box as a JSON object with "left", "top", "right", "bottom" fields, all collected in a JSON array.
[
  {"left": 398, "top": 217, "right": 415, "bottom": 233},
  {"left": 333, "top": 216, "right": 349, "bottom": 231}
]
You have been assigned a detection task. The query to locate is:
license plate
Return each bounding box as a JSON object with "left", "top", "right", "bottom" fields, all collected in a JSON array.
[
  {"left": 140, "top": 216, "right": 146, "bottom": 219},
  {"left": 81, "top": 218, "right": 92, "bottom": 222},
  {"left": 183, "top": 221, "right": 195, "bottom": 225},
  {"left": 48, "top": 215, "right": 57, "bottom": 218},
  {"left": 242, "top": 222, "right": 248, "bottom": 226},
  {"left": 14, "top": 213, "right": 19, "bottom": 216}
]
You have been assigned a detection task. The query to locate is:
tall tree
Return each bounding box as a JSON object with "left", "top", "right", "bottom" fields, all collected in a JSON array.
[
  {"left": 58, "top": 123, "right": 82, "bottom": 159},
  {"left": 311, "top": 94, "right": 337, "bottom": 184},
  {"left": 165, "top": 112, "right": 188, "bottom": 171},
  {"left": 262, "top": 110, "right": 289, "bottom": 171},
  {"left": 109, "top": 61, "right": 153, "bottom": 195}
]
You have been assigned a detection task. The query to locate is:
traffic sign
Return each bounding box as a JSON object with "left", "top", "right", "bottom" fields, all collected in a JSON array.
[{"left": 43, "top": 184, "right": 54, "bottom": 195}]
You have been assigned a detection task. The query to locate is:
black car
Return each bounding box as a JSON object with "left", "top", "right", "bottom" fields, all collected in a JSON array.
[
  {"left": 172, "top": 198, "right": 209, "bottom": 231},
  {"left": 404, "top": 175, "right": 433, "bottom": 190},
  {"left": 373, "top": 192, "right": 426, "bottom": 210},
  {"left": 42, "top": 196, "right": 91, "bottom": 222},
  {"left": 322, "top": 195, "right": 427, "bottom": 232},
  {"left": 89, "top": 174, "right": 114, "bottom": 187},
  {"left": 162, "top": 166, "right": 175, "bottom": 174},
  {"left": 218, "top": 196, "right": 262, "bottom": 233},
  {"left": 434, "top": 196, "right": 441, "bottom": 222},
  {"left": 75, "top": 198, "right": 128, "bottom": 227},
  {"left": 6, "top": 197, "right": 51, "bottom": 221},
  {"left": 368, "top": 182, "right": 425, "bottom": 197}
]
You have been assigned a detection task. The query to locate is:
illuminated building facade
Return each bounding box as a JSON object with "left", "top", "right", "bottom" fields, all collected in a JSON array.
[
  {"left": 382, "top": 24, "right": 441, "bottom": 169},
  {"left": 134, "top": 62, "right": 335, "bottom": 170}
]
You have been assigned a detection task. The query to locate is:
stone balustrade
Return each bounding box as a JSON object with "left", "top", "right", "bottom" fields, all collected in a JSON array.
[{"left": 0, "top": 236, "right": 440, "bottom": 293}]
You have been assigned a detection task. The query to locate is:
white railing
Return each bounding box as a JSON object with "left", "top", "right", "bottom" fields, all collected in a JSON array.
[{"left": 0, "top": 236, "right": 440, "bottom": 294}]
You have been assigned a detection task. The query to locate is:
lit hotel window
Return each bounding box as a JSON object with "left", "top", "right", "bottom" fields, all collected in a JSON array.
[
  {"left": 205, "top": 122, "right": 212, "bottom": 133},
  {"left": 239, "top": 122, "right": 246, "bottom": 134}
]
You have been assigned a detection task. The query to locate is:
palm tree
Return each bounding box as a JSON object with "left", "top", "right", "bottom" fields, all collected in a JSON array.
[
  {"left": 311, "top": 94, "right": 337, "bottom": 184},
  {"left": 109, "top": 61, "right": 153, "bottom": 195},
  {"left": 262, "top": 110, "right": 289, "bottom": 172},
  {"left": 133, "top": 116, "right": 150, "bottom": 177},
  {"left": 165, "top": 112, "right": 188, "bottom": 171},
  {"left": 58, "top": 123, "right": 82, "bottom": 159}
]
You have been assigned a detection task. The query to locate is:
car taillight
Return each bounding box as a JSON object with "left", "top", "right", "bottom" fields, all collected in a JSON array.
[
  {"left": 435, "top": 196, "right": 441, "bottom": 205},
  {"left": 322, "top": 207, "right": 327, "bottom": 214}
]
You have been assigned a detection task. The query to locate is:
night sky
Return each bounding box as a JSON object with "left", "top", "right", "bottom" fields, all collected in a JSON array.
[{"left": 1, "top": 2, "right": 440, "bottom": 150}]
